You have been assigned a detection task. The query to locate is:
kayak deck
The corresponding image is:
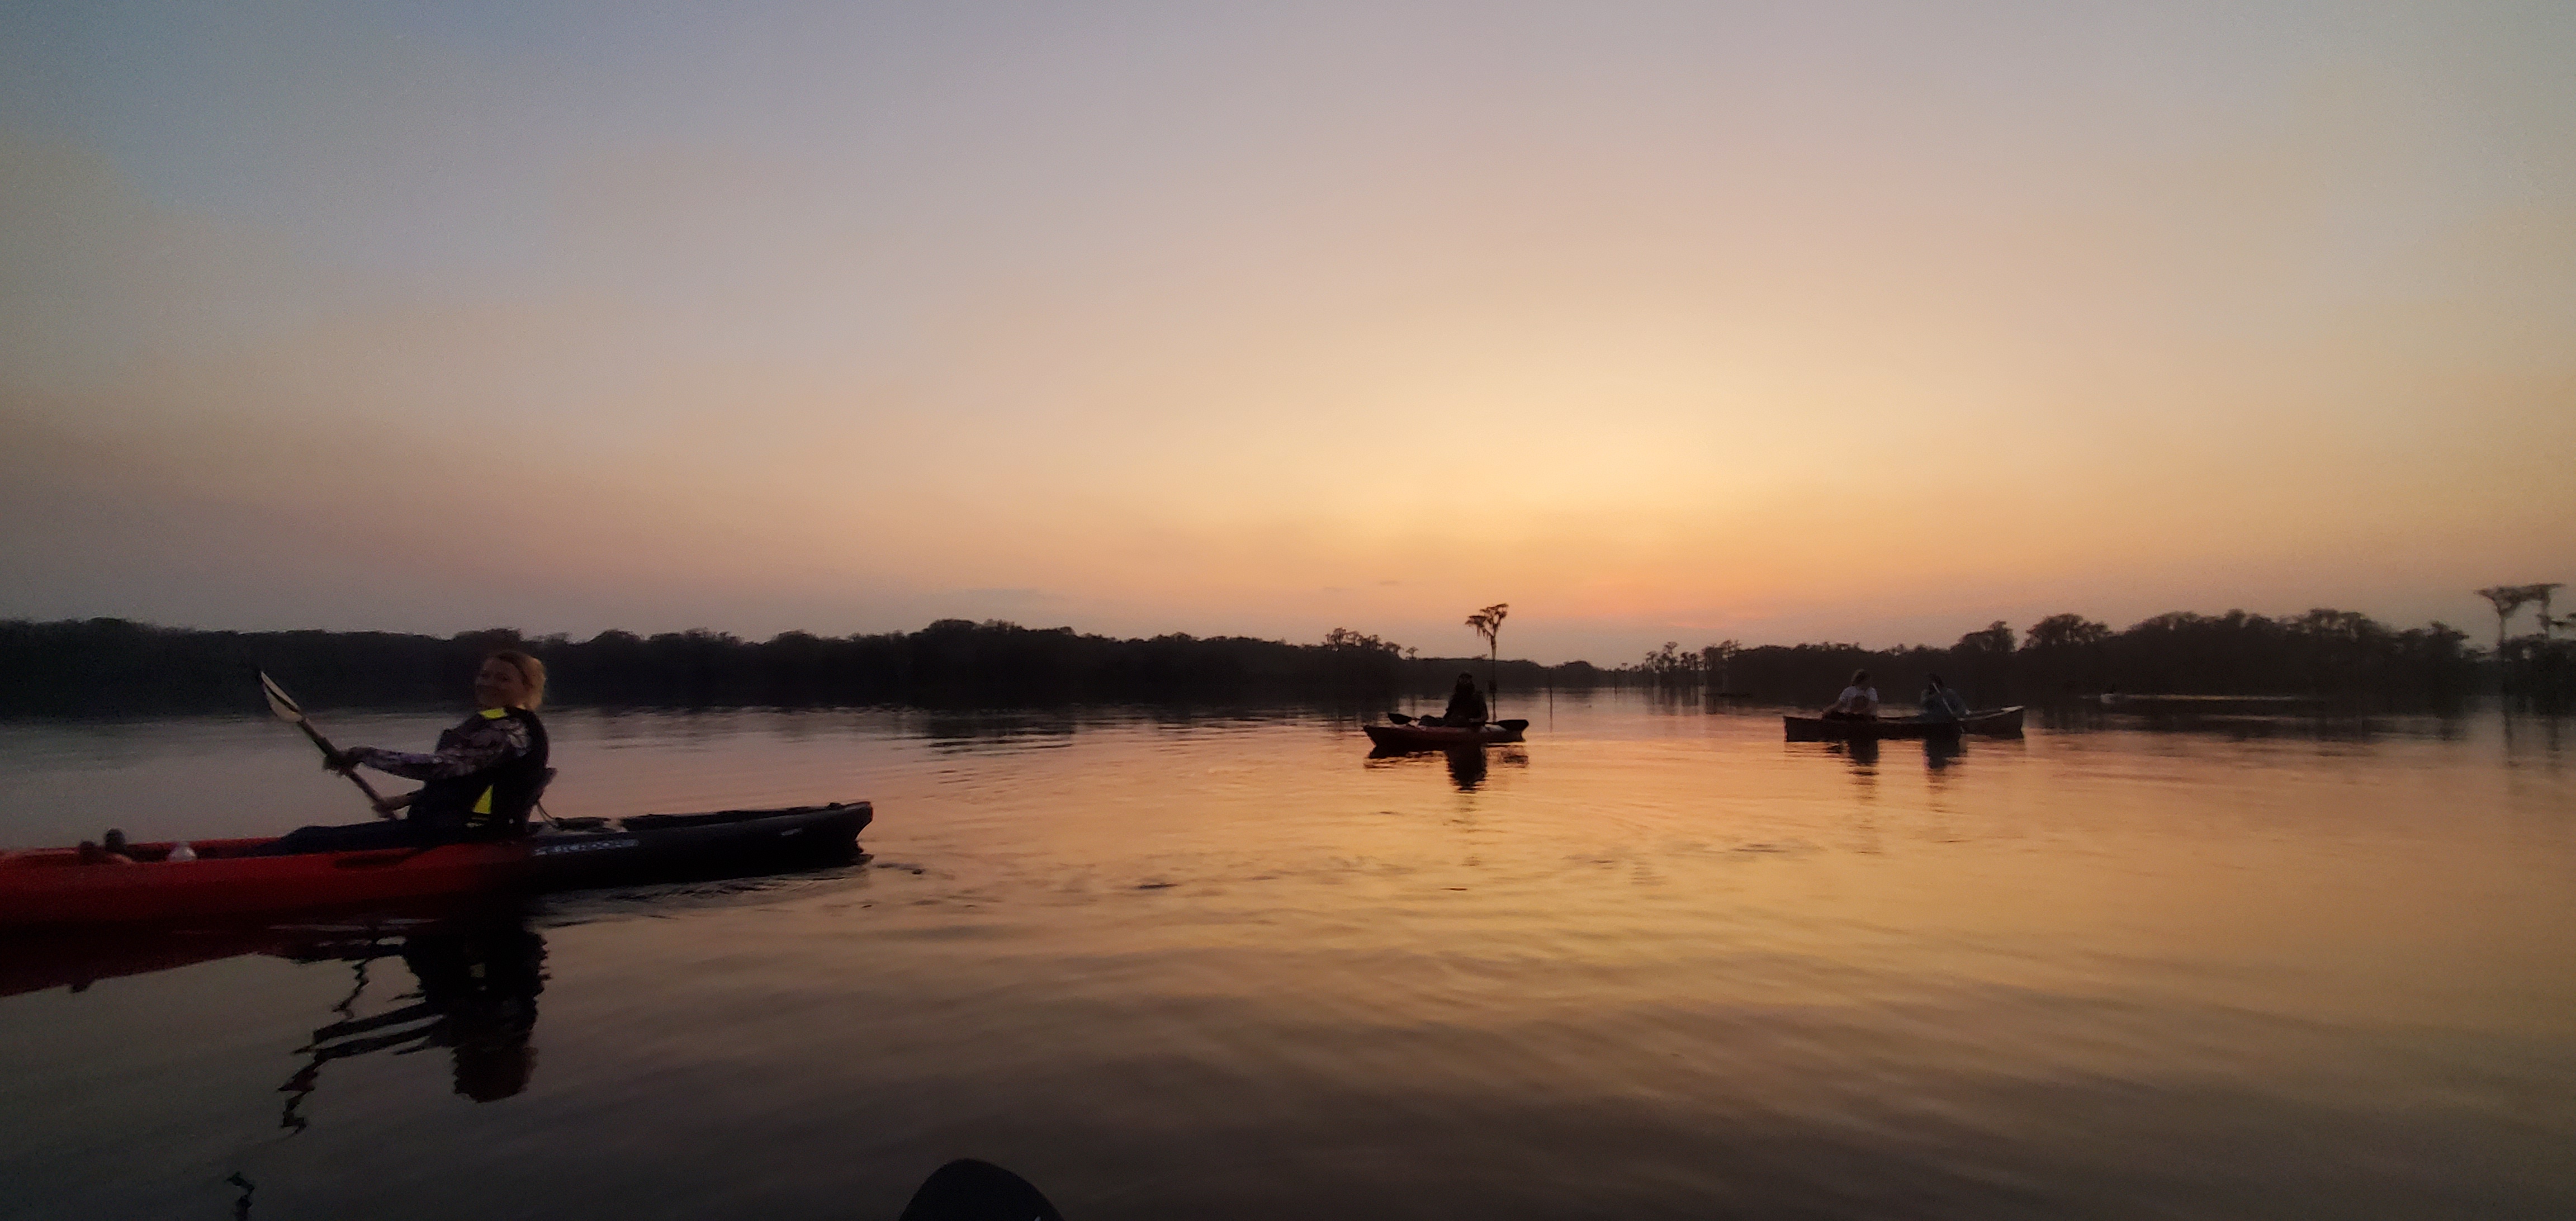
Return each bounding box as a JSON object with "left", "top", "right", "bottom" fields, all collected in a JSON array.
[{"left": 0, "top": 801, "right": 871, "bottom": 928}]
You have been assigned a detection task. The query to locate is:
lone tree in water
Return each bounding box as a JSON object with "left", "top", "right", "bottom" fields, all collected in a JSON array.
[
  {"left": 2476, "top": 584, "right": 2564, "bottom": 647},
  {"left": 1466, "top": 603, "right": 1509, "bottom": 708}
]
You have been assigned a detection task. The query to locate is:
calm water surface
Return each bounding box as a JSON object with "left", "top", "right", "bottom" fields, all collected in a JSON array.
[{"left": 2, "top": 695, "right": 2571, "bottom": 1219}]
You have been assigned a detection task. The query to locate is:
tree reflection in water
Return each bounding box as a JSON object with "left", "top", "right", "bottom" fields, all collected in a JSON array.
[{"left": 278, "top": 914, "right": 546, "bottom": 1129}]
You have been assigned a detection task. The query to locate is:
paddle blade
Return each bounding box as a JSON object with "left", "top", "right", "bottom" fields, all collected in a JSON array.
[{"left": 258, "top": 671, "right": 307, "bottom": 723}]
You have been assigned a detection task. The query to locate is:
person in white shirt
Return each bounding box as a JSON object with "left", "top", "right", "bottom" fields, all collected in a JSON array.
[{"left": 1824, "top": 670, "right": 1879, "bottom": 720}]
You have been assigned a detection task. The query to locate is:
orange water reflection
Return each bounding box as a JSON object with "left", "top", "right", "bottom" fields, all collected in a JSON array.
[{"left": 1, "top": 697, "right": 2570, "bottom": 1218}]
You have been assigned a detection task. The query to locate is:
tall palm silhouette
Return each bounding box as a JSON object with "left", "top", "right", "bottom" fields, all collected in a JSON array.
[
  {"left": 2477, "top": 584, "right": 2564, "bottom": 647},
  {"left": 2477, "top": 586, "right": 2532, "bottom": 648},
  {"left": 1465, "top": 604, "right": 1509, "bottom": 711}
]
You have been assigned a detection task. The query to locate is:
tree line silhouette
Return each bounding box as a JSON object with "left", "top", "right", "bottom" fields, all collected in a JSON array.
[
  {"left": 0, "top": 617, "right": 1610, "bottom": 716},
  {"left": 0, "top": 604, "right": 2517, "bottom": 717},
  {"left": 1647, "top": 608, "right": 2484, "bottom": 709}
]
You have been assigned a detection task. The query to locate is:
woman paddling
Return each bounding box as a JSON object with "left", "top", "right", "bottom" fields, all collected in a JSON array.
[
  {"left": 257, "top": 652, "right": 551, "bottom": 855},
  {"left": 1822, "top": 670, "right": 1879, "bottom": 721},
  {"left": 324, "top": 651, "right": 552, "bottom": 841}
]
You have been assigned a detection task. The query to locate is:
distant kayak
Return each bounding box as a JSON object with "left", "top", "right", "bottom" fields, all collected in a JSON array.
[
  {"left": 1783, "top": 707, "right": 2025, "bottom": 741},
  {"left": 1363, "top": 718, "right": 1527, "bottom": 749},
  {"left": 0, "top": 802, "right": 870, "bottom": 928}
]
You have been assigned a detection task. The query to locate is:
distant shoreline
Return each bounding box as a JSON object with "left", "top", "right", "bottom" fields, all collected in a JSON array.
[
  {"left": 0, "top": 617, "right": 1598, "bottom": 717},
  {"left": 0, "top": 608, "right": 2531, "bottom": 717}
]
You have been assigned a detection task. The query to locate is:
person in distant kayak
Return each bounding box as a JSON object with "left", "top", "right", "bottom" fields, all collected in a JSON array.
[
  {"left": 328, "top": 650, "right": 552, "bottom": 840},
  {"left": 1433, "top": 671, "right": 1488, "bottom": 727},
  {"left": 1920, "top": 674, "right": 1968, "bottom": 722},
  {"left": 1822, "top": 670, "right": 1879, "bottom": 720},
  {"left": 77, "top": 832, "right": 135, "bottom": 865}
]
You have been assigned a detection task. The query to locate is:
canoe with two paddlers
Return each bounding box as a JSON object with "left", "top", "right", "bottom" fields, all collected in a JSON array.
[
  {"left": 0, "top": 802, "right": 870, "bottom": 928},
  {"left": 1782, "top": 706, "right": 2025, "bottom": 741}
]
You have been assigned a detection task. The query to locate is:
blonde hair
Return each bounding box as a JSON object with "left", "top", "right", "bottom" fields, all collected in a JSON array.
[{"left": 488, "top": 649, "right": 548, "bottom": 711}]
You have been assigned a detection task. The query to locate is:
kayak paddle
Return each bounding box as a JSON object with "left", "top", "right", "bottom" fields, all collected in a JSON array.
[{"left": 260, "top": 671, "right": 392, "bottom": 814}]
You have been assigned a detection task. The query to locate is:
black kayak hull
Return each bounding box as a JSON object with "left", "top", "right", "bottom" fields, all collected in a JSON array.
[{"left": 524, "top": 801, "right": 871, "bottom": 888}]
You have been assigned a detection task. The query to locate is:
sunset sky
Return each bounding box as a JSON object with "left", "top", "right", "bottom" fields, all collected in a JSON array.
[{"left": 3, "top": 2, "right": 2570, "bottom": 662}]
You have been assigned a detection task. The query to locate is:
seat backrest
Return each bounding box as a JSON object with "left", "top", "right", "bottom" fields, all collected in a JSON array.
[{"left": 504, "top": 768, "right": 560, "bottom": 834}]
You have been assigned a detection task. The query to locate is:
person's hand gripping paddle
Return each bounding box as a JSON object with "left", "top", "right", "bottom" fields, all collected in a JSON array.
[{"left": 260, "top": 671, "right": 396, "bottom": 818}]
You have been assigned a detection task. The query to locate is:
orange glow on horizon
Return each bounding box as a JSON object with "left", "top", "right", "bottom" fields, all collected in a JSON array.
[{"left": 2, "top": 8, "right": 2570, "bottom": 659}]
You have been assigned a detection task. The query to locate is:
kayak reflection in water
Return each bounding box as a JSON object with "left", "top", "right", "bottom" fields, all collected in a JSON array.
[
  {"left": 279, "top": 915, "right": 546, "bottom": 1128},
  {"left": 1446, "top": 746, "right": 1488, "bottom": 791},
  {"left": 264, "top": 651, "right": 552, "bottom": 854},
  {"left": 1363, "top": 744, "right": 1526, "bottom": 792}
]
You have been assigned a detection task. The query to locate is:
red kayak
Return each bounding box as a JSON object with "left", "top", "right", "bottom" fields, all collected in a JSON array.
[
  {"left": 1363, "top": 718, "right": 1528, "bottom": 749},
  {"left": 0, "top": 802, "right": 870, "bottom": 928}
]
